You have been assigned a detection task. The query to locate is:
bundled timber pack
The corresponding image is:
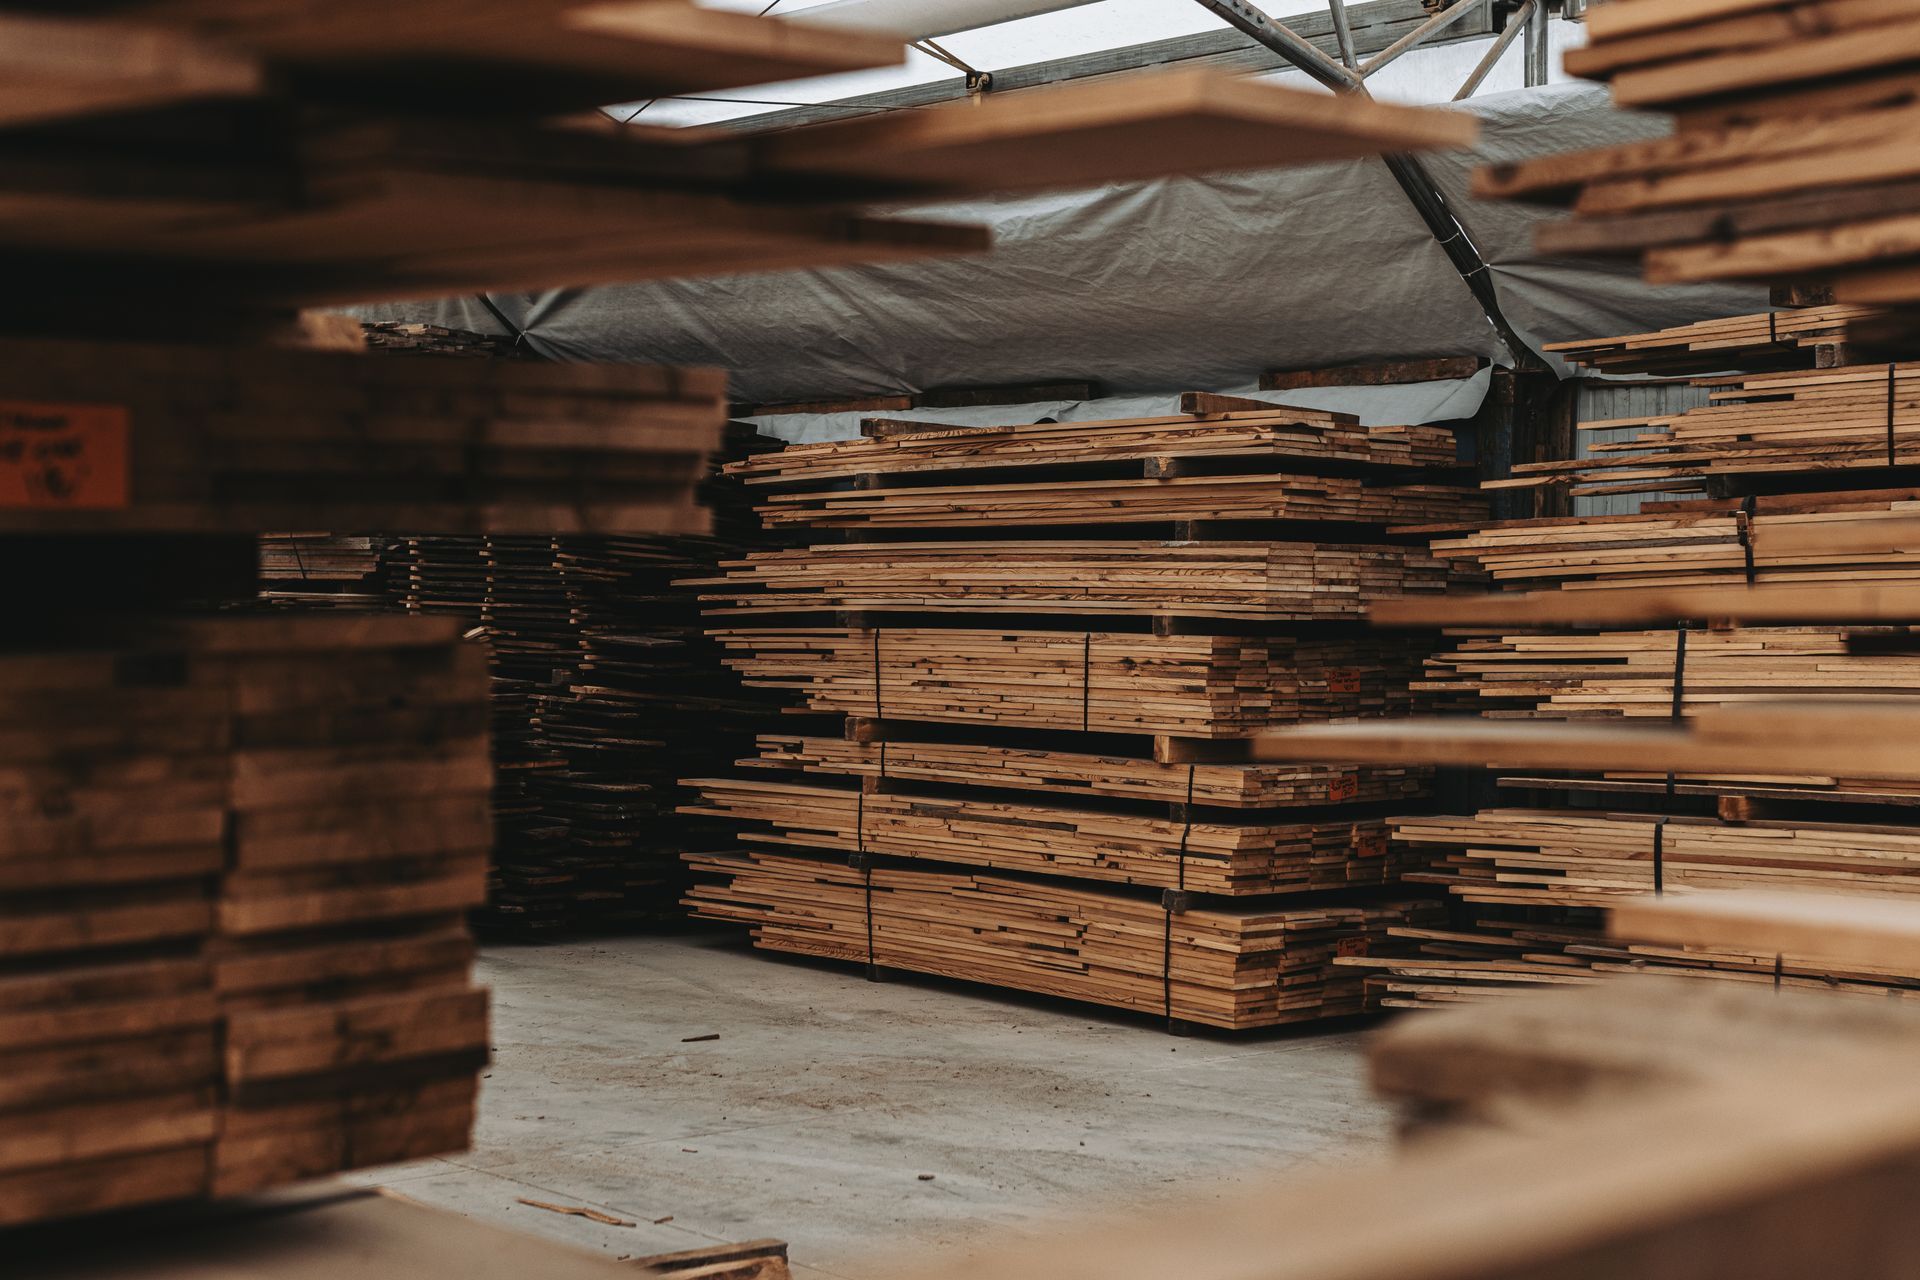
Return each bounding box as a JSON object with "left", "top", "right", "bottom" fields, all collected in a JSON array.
[
  {"left": 0, "top": 612, "right": 489, "bottom": 1228},
  {"left": 685, "top": 402, "right": 1476, "bottom": 1028},
  {"left": 1478, "top": 0, "right": 1920, "bottom": 331},
  {"left": 685, "top": 852, "right": 1441, "bottom": 1031},
  {"left": 1543, "top": 304, "right": 1874, "bottom": 375}
]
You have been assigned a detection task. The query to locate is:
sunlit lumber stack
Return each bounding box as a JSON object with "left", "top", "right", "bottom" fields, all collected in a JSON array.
[
  {"left": 694, "top": 540, "right": 1463, "bottom": 621},
  {"left": 684, "top": 778, "right": 1412, "bottom": 894},
  {"left": 751, "top": 734, "right": 1430, "bottom": 808},
  {"left": 684, "top": 852, "right": 1441, "bottom": 1030},
  {"left": 715, "top": 628, "right": 1430, "bottom": 738},
  {"left": 1476, "top": 0, "right": 1920, "bottom": 326},
  {"left": 1418, "top": 492, "right": 1920, "bottom": 592},
  {"left": 1543, "top": 305, "right": 1877, "bottom": 375},
  {"left": 0, "top": 335, "right": 724, "bottom": 535},
  {"left": 686, "top": 404, "right": 1474, "bottom": 1024},
  {"left": 0, "top": 613, "right": 489, "bottom": 1227}
]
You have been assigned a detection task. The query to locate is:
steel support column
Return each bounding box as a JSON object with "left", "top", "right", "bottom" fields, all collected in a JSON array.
[{"left": 1188, "top": 0, "right": 1545, "bottom": 369}]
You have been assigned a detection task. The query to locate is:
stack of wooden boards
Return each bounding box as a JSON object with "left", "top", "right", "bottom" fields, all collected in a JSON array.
[
  {"left": 1278, "top": 293, "right": 1920, "bottom": 1009},
  {"left": 0, "top": 2, "right": 1478, "bottom": 311},
  {"left": 258, "top": 328, "right": 779, "bottom": 934},
  {"left": 0, "top": 333, "right": 725, "bottom": 536},
  {"left": 0, "top": 612, "right": 489, "bottom": 1228},
  {"left": 1475, "top": 0, "right": 1920, "bottom": 332},
  {"left": 391, "top": 534, "right": 777, "bottom": 934},
  {"left": 683, "top": 401, "right": 1481, "bottom": 1029},
  {"left": 1488, "top": 362, "right": 1920, "bottom": 499},
  {"left": 1543, "top": 304, "right": 1876, "bottom": 375}
]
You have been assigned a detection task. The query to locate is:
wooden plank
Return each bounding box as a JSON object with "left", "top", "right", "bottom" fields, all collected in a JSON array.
[{"left": 1261, "top": 355, "right": 1486, "bottom": 391}]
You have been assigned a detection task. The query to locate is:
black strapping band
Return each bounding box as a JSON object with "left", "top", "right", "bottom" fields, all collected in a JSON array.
[
  {"left": 853, "top": 794, "right": 877, "bottom": 974},
  {"left": 1162, "top": 766, "right": 1197, "bottom": 1025},
  {"left": 1665, "top": 625, "right": 1689, "bottom": 796},
  {"left": 1773, "top": 951, "right": 1785, "bottom": 991},
  {"left": 1081, "top": 632, "right": 1093, "bottom": 732},
  {"left": 871, "top": 627, "right": 884, "bottom": 720},
  {"left": 878, "top": 739, "right": 888, "bottom": 781},
  {"left": 1652, "top": 817, "right": 1666, "bottom": 896},
  {"left": 1736, "top": 495, "right": 1758, "bottom": 585},
  {"left": 1768, "top": 310, "right": 1778, "bottom": 344}
]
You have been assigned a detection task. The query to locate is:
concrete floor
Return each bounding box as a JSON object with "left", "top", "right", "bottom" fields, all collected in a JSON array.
[{"left": 351, "top": 931, "right": 1396, "bottom": 1277}]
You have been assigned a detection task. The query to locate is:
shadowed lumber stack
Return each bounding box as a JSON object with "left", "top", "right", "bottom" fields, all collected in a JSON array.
[
  {"left": 0, "top": 335, "right": 724, "bottom": 534},
  {"left": 714, "top": 628, "right": 1429, "bottom": 738},
  {"left": 693, "top": 540, "right": 1465, "bottom": 621},
  {"left": 683, "top": 851, "right": 1440, "bottom": 1030},
  {"left": 750, "top": 734, "right": 1430, "bottom": 809},
  {"left": 682, "top": 778, "right": 1411, "bottom": 895},
  {"left": 1492, "top": 363, "right": 1920, "bottom": 498},
  {"left": 1474, "top": 0, "right": 1920, "bottom": 327},
  {"left": 1414, "top": 493, "right": 1920, "bottom": 592},
  {"left": 0, "top": 612, "right": 490, "bottom": 1227},
  {"left": 1543, "top": 305, "right": 1875, "bottom": 375}
]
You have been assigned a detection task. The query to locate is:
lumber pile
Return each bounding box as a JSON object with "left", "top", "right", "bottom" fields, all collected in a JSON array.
[
  {"left": 714, "top": 628, "right": 1431, "bottom": 738},
  {"left": 0, "top": 613, "right": 488, "bottom": 1227},
  {"left": 1476, "top": 0, "right": 1920, "bottom": 329},
  {"left": 751, "top": 734, "right": 1430, "bottom": 808},
  {"left": 0, "top": 334, "right": 725, "bottom": 535},
  {"left": 392, "top": 534, "right": 776, "bottom": 933},
  {"left": 685, "top": 852, "right": 1440, "bottom": 1030},
  {"left": 1491, "top": 364, "right": 1920, "bottom": 499},
  {"left": 683, "top": 778, "right": 1413, "bottom": 895},
  {"left": 0, "top": 7, "right": 1478, "bottom": 312},
  {"left": 686, "top": 403, "right": 1475, "bottom": 1028},
  {"left": 693, "top": 540, "right": 1463, "bottom": 621},
  {"left": 1416, "top": 492, "right": 1920, "bottom": 592},
  {"left": 1544, "top": 304, "right": 1876, "bottom": 375}
]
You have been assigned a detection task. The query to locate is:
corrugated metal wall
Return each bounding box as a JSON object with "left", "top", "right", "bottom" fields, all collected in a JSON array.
[{"left": 1571, "top": 378, "right": 1715, "bottom": 516}]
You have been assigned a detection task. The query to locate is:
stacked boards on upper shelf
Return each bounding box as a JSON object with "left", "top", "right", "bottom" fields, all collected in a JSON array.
[
  {"left": 1474, "top": 0, "right": 1920, "bottom": 336},
  {"left": 0, "top": 334, "right": 725, "bottom": 535},
  {"left": 1543, "top": 305, "right": 1875, "bottom": 375},
  {"left": 0, "top": 1, "right": 1481, "bottom": 311},
  {"left": 0, "top": 612, "right": 489, "bottom": 1227},
  {"left": 683, "top": 398, "right": 1475, "bottom": 1029}
]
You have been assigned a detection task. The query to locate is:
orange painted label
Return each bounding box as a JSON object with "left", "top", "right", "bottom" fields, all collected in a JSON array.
[
  {"left": 1350, "top": 825, "right": 1388, "bottom": 858},
  {"left": 1327, "top": 669, "right": 1362, "bottom": 695},
  {"left": 0, "top": 402, "right": 129, "bottom": 509},
  {"left": 1327, "top": 774, "right": 1360, "bottom": 803},
  {"left": 1335, "top": 937, "right": 1369, "bottom": 958}
]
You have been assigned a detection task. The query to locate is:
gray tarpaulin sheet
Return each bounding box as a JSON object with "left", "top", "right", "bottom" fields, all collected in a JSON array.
[{"left": 363, "top": 82, "right": 1764, "bottom": 431}]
